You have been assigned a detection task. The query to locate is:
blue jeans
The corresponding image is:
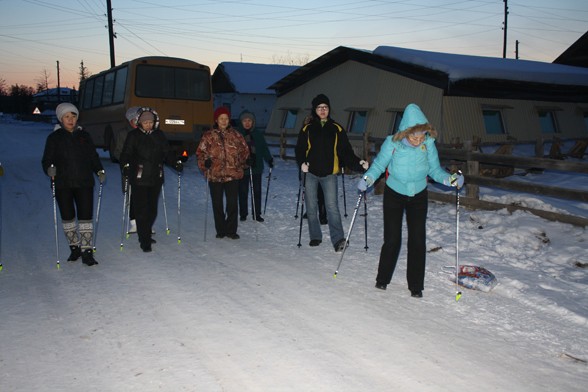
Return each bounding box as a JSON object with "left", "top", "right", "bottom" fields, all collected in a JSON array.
[{"left": 304, "top": 173, "right": 344, "bottom": 246}]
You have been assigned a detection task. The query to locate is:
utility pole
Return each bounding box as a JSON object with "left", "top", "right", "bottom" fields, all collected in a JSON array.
[
  {"left": 502, "top": 0, "right": 509, "bottom": 58},
  {"left": 107, "top": 0, "right": 116, "bottom": 68},
  {"left": 56, "top": 60, "right": 61, "bottom": 103},
  {"left": 515, "top": 40, "right": 519, "bottom": 59}
]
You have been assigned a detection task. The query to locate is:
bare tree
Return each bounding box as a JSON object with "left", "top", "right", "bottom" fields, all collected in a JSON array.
[
  {"left": 272, "top": 51, "right": 310, "bottom": 66},
  {"left": 0, "top": 75, "right": 7, "bottom": 96},
  {"left": 35, "top": 68, "right": 52, "bottom": 93},
  {"left": 79, "top": 60, "right": 91, "bottom": 83}
]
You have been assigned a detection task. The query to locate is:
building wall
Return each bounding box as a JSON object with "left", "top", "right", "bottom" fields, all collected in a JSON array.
[
  {"left": 214, "top": 92, "right": 276, "bottom": 129},
  {"left": 268, "top": 60, "right": 588, "bottom": 144}
]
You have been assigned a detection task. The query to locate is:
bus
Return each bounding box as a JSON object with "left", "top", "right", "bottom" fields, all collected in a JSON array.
[{"left": 78, "top": 56, "right": 213, "bottom": 161}]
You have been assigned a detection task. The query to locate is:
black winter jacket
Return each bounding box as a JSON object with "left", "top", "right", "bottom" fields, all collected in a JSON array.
[
  {"left": 41, "top": 126, "right": 103, "bottom": 189},
  {"left": 119, "top": 128, "right": 173, "bottom": 187},
  {"left": 295, "top": 118, "right": 363, "bottom": 177}
]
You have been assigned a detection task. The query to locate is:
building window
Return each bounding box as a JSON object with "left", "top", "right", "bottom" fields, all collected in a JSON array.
[
  {"left": 482, "top": 109, "right": 506, "bottom": 135},
  {"left": 388, "top": 111, "right": 404, "bottom": 135},
  {"left": 282, "top": 109, "right": 298, "bottom": 129},
  {"left": 538, "top": 110, "right": 559, "bottom": 133},
  {"left": 348, "top": 110, "right": 367, "bottom": 133}
]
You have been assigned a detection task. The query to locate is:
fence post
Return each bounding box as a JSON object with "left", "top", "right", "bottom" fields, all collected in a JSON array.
[
  {"left": 280, "top": 128, "right": 286, "bottom": 160},
  {"left": 465, "top": 141, "right": 480, "bottom": 200}
]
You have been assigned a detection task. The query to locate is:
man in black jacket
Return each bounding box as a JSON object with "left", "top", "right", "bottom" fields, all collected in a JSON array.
[{"left": 295, "top": 94, "right": 368, "bottom": 252}]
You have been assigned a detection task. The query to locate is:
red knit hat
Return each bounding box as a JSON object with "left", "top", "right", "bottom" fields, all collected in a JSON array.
[{"left": 214, "top": 107, "right": 231, "bottom": 122}]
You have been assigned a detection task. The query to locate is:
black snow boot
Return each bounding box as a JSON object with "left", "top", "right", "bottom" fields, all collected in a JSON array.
[
  {"left": 67, "top": 245, "right": 82, "bottom": 262},
  {"left": 81, "top": 249, "right": 98, "bottom": 266}
]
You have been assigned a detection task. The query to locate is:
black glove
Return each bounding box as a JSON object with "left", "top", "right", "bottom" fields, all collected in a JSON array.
[
  {"left": 246, "top": 153, "right": 256, "bottom": 167},
  {"left": 268, "top": 159, "right": 274, "bottom": 169},
  {"left": 121, "top": 163, "right": 130, "bottom": 177},
  {"left": 175, "top": 160, "right": 183, "bottom": 173},
  {"left": 204, "top": 158, "right": 212, "bottom": 169}
]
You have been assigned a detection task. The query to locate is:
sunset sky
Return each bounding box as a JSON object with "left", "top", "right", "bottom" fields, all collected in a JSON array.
[{"left": 1, "top": 0, "right": 586, "bottom": 89}]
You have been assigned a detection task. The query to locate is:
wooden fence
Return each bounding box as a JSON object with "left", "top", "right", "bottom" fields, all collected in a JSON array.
[{"left": 266, "top": 129, "right": 588, "bottom": 227}]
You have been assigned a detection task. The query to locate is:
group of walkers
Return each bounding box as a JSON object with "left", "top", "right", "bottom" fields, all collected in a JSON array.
[{"left": 41, "top": 96, "right": 464, "bottom": 298}]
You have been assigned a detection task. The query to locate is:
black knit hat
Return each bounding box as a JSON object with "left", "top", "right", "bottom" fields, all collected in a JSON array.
[{"left": 311, "top": 94, "right": 330, "bottom": 110}]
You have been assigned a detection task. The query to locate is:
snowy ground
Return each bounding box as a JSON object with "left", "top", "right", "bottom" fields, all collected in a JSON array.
[{"left": 0, "top": 119, "right": 587, "bottom": 392}]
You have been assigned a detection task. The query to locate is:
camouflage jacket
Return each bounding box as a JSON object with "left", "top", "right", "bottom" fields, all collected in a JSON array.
[{"left": 196, "top": 126, "right": 250, "bottom": 182}]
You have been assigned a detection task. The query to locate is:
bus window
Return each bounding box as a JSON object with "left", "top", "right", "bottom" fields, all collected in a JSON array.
[
  {"left": 135, "top": 65, "right": 210, "bottom": 100},
  {"left": 102, "top": 72, "right": 115, "bottom": 105},
  {"left": 113, "top": 66, "right": 128, "bottom": 104},
  {"left": 82, "top": 79, "right": 94, "bottom": 109},
  {"left": 91, "top": 75, "right": 104, "bottom": 108}
]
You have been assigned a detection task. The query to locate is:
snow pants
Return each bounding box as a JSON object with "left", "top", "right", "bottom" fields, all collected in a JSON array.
[{"left": 376, "top": 187, "right": 428, "bottom": 292}]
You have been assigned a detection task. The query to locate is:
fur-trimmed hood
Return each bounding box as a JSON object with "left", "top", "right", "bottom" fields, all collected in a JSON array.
[{"left": 392, "top": 103, "right": 437, "bottom": 141}]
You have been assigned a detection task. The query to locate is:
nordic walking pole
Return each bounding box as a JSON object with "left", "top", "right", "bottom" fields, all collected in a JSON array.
[
  {"left": 125, "top": 185, "right": 132, "bottom": 238},
  {"left": 333, "top": 192, "right": 364, "bottom": 278},
  {"left": 294, "top": 176, "right": 302, "bottom": 219},
  {"left": 203, "top": 171, "right": 210, "bottom": 242},
  {"left": 177, "top": 171, "right": 182, "bottom": 244},
  {"left": 249, "top": 166, "right": 259, "bottom": 241},
  {"left": 92, "top": 182, "right": 103, "bottom": 252},
  {"left": 363, "top": 192, "right": 368, "bottom": 251},
  {"left": 161, "top": 185, "right": 170, "bottom": 235},
  {"left": 341, "top": 167, "right": 348, "bottom": 217},
  {"left": 120, "top": 176, "right": 129, "bottom": 250},
  {"left": 50, "top": 168, "right": 60, "bottom": 269},
  {"left": 454, "top": 170, "right": 463, "bottom": 301},
  {"left": 263, "top": 167, "right": 272, "bottom": 215},
  {"left": 297, "top": 172, "right": 306, "bottom": 248}
]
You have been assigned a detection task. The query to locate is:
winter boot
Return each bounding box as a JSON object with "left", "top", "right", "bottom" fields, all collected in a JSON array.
[
  {"left": 81, "top": 249, "right": 98, "bottom": 266},
  {"left": 67, "top": 245, "right": 82, "bottom": 262}
]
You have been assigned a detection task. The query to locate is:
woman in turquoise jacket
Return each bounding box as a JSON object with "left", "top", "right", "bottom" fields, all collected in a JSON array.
[{"left": 358, "top": 103, "right": 464, "bottom": 298}]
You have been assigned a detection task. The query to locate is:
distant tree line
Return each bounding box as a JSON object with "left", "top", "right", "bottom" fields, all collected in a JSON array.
[{"left": 0, "top": 60, "right": 91, "bottom": 115}]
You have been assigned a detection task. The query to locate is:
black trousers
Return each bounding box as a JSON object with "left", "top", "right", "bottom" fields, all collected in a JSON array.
[
  {"left": 209, "top": 180, "right": 239, "bottom": 236},
  {"left": 376, "top": 187, "right": 428, "bottom": 291},
  {"left": 238, "top": 171, "right": 262, "bottom": 218},
  {"left": 55, "top": 187, "right": 94, "bottom": 221},
  {"left": 131, "top": 184, "right": 161, "bottom": 246}
]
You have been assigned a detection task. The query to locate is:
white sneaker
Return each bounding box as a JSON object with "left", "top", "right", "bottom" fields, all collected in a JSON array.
[{"left": 128, "top": 219, "right": 137, "bottom": 233}]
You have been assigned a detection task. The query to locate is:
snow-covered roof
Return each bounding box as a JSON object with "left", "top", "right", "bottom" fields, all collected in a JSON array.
[
  {"left": 216, "top": 62, "right": 299, "bottom": 94},
  {"left": 374, "top": 46, "right": 588, "bottom": 87},
  {"left": 33, "top": 87, "right": 76, "bottom": 97}
]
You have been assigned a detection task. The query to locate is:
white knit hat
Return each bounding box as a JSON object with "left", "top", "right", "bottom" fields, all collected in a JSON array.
[{"left": 55, "top": 103, "right": 79, "bottom": 122}]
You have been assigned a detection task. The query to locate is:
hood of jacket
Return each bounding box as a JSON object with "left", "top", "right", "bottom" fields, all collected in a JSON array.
[
  {"left": 393, "top": 103, "right": 438, "bottom": 141},
  {"left": 134, "top": 106, "right": 160, "bottom": 133}
]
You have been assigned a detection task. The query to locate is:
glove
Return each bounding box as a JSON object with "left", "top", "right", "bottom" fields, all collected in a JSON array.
[
  {"left": 268, "top": 159, "right": 274, "bottom": 169},
  {"left": 301, "top": 162, "right": 309, "bottom": 173},
  {"left": 357, "top": 176, "right": 374, "bottom": 192},
  {"left": 447, "top": 173, "right": 465, "bottom": 189},
  {"left": 175, "top": 160, "right": 183, "bottom": 173},
  {"left": 359, "top": 160, "right": 369, "bottom": 170},
  {"left": 246, "top": 153, "right": 256, "bottom": 167},
  {"left": 47, "top": 165, "right": 57, "bottom": 178},
  {"left": 121, "top": 163, "right": 130, "bottom": 177},
  {"left": 204, "top": 158, "right": 212, "bottom": 169},
  {"left": 97, "top": 170, "right": 106, "bottom": 184}
]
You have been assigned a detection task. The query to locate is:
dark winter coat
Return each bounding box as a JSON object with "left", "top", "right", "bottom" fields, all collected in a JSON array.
[
  {"left": 295, "top": 118, "right": 363, "bottom": 177},
  {"left": 237, "top": 111, "right": 272, "bottom": 175},
  {"left": 41, "top": 125, "right": 103, "bottom": 189},
  {"left": 119, "top": 124, "right": 173, "bottom": 188}
]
